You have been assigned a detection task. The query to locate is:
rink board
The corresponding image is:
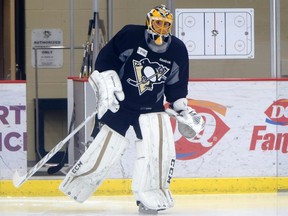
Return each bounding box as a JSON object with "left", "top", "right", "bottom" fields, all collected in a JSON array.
[
  {"left": 1, "top": 177, "right": 288, "bottom": 196},
  {"left": 67, "top": 78, "right": 288, "bottom": 179},
  {"left": 0, "top": 81, "right": 27, "bottom": 180},
  {"left": 112, "top": 79, "right": 288, "bottom": 178},
  {"left": 1, "top": 78, "right": 288, "bottom": 196}
]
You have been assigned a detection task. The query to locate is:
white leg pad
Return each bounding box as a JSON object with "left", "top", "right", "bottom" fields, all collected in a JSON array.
[
  {"left": 132, "top": 112, "right": 176, "bottom": 210},
  {"left": 59, "top": 124, "right": 129, "bottom": 203}
]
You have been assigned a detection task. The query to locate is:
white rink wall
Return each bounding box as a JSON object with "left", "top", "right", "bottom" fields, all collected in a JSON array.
[
  {"left": 1, "top": 79, "right": 288, "bottom": 180},
  {"left": 109, "top": 79, "right": 288, "bottom": 178},
  {"left": 0, "top": 82, "right": 27, "bottom": 180}
]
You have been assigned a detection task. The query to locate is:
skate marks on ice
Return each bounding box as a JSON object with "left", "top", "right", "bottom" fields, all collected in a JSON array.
[{"left": 0, "top": 193, "right": 288, "bottom": 216}]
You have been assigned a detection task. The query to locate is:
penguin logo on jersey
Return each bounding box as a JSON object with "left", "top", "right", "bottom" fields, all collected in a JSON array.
[{"left": 127, "top": 58, "right": 169, "bottom": 95}]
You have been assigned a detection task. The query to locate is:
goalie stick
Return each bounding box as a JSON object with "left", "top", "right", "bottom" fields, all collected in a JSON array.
[
  {"left": 88, "top": 12, "right": 96, "bottom": 75},
  {"left": 79, "top": 19, "right": 93, "bottom": 78},
  {"left": 48, "top": 13, "right": 96, "bottom": 174},
  {"left": 79, "top": 12, "right": 96, "bottom": 78},
  {"left": 13, "top": 111, "right": 97, "bottom": 188},
  {"left": 47, "top": 105, "right": 76, "bottom": 175}
]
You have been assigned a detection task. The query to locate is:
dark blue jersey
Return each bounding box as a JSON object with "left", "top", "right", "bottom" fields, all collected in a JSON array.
[{"left": 95, "top": 24, "right": 189, "bottom": 113}]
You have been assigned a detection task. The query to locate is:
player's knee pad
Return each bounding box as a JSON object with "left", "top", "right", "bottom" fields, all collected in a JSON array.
[
  {"left": 132, "top": 112, "right": 176, "bottom": 210},
  {"left": 59, "top": 124, "right": 129, "bottom": 203}
]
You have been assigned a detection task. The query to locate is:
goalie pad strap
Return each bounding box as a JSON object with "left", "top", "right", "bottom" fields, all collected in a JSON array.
[
  {"left": 132, "top": 112, "right": 175, "bottom": 210},
  {"left": 59, "top": 125, "right": 128, "bottom": 202}
]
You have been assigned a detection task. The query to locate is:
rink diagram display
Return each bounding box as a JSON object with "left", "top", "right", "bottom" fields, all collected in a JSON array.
[{"left": 175, "top": 8, "right": 254, "bottom": 59}]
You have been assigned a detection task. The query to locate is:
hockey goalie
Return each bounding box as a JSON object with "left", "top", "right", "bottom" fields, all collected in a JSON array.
[{"left": 59, "top": 4, "right": 205, "bottom": 214}]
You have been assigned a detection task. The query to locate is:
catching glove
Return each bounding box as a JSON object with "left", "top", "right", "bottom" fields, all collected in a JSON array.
[{"left": 165, "top": 98, "right": 205, "bottom": 139}]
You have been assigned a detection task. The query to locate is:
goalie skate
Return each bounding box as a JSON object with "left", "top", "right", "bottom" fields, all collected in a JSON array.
[{"left": 137, "top": 201, "right": 158, "bottom": 215}]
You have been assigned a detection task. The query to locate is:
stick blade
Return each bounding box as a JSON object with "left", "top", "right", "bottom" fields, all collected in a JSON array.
[{"left": 13, "top": 170, "right": 24, "bottom": 188}]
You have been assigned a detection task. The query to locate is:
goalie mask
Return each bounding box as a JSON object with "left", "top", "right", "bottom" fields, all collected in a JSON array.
[{"left": 146, "top": 5, "right": 173, "bottom": 45}]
